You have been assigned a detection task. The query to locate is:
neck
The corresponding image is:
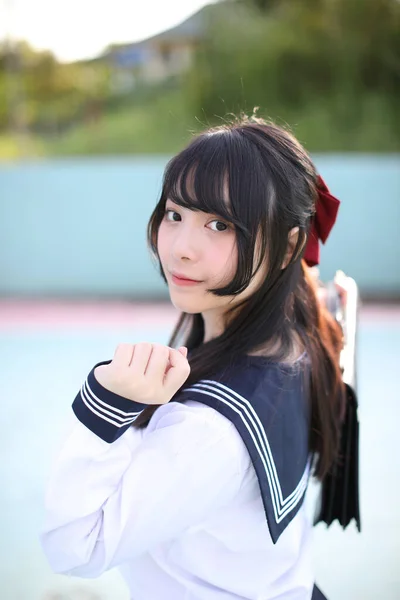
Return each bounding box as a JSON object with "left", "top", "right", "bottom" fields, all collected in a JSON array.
[{"left": 201, "top": 308, "right": 226, "bottom": 343}]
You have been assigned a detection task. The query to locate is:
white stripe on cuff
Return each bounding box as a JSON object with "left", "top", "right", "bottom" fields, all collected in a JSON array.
[{"left": 80, "top": 380, "right": 142, "bottom": 428}]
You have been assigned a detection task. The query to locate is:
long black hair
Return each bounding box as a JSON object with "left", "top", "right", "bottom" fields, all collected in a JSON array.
[{"left": 132, "top": 115, "right": 345, "bottom": 480}]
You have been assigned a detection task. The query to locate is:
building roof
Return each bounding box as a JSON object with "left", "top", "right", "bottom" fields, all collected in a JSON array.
[{"left": 104, "top": 3, "right": 219, "bottom": 60}]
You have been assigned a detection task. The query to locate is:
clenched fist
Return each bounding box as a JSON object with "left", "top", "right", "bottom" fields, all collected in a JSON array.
[{"left": 94, "top": 343, "right": 190, "bottom": 405}]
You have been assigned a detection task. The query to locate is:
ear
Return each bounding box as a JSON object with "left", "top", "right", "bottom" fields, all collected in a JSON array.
[{"left": 281, "top": 227, "right": 301, "bottom": 269}]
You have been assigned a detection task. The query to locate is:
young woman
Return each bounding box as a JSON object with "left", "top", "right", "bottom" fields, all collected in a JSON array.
[{"left": 41, "top": 117, "right": 347, "bottom": 600}]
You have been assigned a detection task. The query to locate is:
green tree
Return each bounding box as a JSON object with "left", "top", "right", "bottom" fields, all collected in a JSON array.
[{"left": 183, "top": 0, "right": 400, "bottom": 149}]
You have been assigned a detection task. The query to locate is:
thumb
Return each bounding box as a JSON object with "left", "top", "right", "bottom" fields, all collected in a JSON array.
[
  {"left": 163, "top": 347, "right": 191, "bottom": 394},
  {"left": 178, "top": 346, "right": 188, "bottom": 358}
]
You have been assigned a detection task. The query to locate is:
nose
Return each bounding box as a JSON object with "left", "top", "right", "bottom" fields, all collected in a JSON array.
[{"left": 171, "top": 222, "right": 200, "bottom": 262}]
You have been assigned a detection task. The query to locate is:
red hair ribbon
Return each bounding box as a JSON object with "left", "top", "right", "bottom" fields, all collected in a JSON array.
[{"left": 303, "top": 175, "right": 340, "bottom": 267}]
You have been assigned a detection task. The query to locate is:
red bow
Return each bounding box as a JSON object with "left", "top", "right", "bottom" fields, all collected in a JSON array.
[{"left": 303, "top": 175, "right": 340, "bottom": 267}]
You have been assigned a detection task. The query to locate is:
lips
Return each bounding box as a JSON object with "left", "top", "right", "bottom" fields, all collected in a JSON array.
[
  {"left": 170, "top": 271, "right": 202, "bottom": 283},
  {"left": 169, "top": 271, "right": 203, "bottom": 287}
]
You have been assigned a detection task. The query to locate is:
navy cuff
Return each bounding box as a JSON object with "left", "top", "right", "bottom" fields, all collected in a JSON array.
[{"left": 72, "top": 360, "right": 146, "bottom": 443}]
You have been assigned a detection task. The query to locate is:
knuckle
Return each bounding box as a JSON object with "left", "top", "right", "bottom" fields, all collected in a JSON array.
[
  {"left": 153, "top": 343, "right": 169, "bottom": 357},
  {"left": 161, "top": 347, "right": 170, "bottom": 360},
  {"left": 113, "top": 343, "right": 133, "bottom": 363},
  {"left": 137, "top": 342, "right": 153, "bottom": 353},
  {"left": 116, "top": 342, "right": 131, "bottom": 351}
]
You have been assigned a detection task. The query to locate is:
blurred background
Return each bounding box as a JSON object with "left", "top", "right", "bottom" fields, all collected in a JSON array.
[{"left": 0, "top": 0, "right": 399, "bottom": 599}]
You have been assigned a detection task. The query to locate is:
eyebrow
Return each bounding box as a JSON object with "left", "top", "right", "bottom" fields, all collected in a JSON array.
[
  {"left": 165, "top": 199, "right": 203, "bottom": 214},
  {"left": 166, "top": 202, "right": 231, "bottom": 220}
]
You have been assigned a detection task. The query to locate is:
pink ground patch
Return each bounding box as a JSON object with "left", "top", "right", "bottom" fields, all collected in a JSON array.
[
  {"left": 0, "top": 300, "right": 179, "bottom": 330},
  {"left": 0, "top": 300, "right": 399, "bottom": 330}
]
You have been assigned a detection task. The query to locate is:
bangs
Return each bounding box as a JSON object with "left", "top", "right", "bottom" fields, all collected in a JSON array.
[{"left": 161, "top": 133, "right": 252, "bottom": 234}]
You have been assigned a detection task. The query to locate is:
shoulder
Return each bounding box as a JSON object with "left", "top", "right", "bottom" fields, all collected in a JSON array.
[
  {"left": 144, "top": 399, "right": 252, "bottom": 472},
  {"left": 178, "top": 357, "right": 309, "bottom": 421}
]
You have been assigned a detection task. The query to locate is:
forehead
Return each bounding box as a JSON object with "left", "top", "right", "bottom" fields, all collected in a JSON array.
[{"left": 164, "top": 162, "right": 232, "bottom": 218}]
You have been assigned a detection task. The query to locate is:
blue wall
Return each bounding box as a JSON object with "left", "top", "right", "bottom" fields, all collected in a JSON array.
[{"left": 1, "top": 155, "right": 399, "bottom": 298}]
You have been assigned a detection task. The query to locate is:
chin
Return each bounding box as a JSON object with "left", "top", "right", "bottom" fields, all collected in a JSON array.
[
  {"left": 168, "top": 290, "right": 206, "bottom": 314},
  {"left": 170, "top": 297, "right": 203, "bottom": 314}
]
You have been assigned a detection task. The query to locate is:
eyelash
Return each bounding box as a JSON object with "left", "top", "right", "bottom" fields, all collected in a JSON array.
[{"left": 164, "top": 209, "right": 229, "bottom": 232}]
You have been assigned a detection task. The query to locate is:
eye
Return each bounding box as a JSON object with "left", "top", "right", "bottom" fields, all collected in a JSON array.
[
  {"left": 165, "top": 209, "right": 181, "bottom": 222},
  {"left": 208, "top": 220, "right": 228, "bottom": 232}
]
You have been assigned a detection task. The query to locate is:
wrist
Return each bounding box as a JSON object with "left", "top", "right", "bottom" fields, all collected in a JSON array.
[
  {"left": 72, "top": 361, "right": 148, "bottom": 443},
  {"left": 94, "top": 364, "right": 110, "bottom": 390}
]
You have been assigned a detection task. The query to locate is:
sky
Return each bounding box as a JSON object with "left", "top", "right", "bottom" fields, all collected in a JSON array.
[{"left": 0, "top": 0, "right": 214, "bottom": 62}]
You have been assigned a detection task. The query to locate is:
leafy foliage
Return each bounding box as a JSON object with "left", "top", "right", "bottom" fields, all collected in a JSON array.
[{"left": 0, "top": 0, "right": 399, "bottom": 156}]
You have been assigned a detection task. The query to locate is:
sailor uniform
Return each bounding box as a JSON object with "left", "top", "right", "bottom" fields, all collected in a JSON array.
[{"left": 41, "top": 354, "right": 326, "bottom": 600}]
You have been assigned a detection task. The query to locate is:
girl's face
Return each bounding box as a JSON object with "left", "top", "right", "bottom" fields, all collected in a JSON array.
[{"left": 157, "top": 199, "right": 240, "bottom": 316}]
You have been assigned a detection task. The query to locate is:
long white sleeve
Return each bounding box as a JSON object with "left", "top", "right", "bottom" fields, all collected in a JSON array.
[{"left": 41, "top": 399, "right": 245, "bottom": 579}]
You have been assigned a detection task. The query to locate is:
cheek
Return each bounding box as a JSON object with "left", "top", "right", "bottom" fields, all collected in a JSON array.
[
  {"left": 208, "top": 237, "right": 237, "bottom": 283},
  {"left": 156, "top": 224, "right": 168, "bottom": 266}
]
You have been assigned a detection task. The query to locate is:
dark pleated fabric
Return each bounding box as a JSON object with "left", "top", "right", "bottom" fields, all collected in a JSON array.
[{"left": 314, "top": 383, "right": 361, "bottom": 532}]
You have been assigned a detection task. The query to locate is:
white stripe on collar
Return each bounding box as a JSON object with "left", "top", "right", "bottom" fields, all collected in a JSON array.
[{"left": 183, "top": 380, "right": 310, "bottom": 525}]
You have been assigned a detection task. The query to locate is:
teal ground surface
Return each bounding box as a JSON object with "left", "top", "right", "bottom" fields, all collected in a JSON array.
[{"left": 1, "top": 306, "right": 399, "bottom": 600}]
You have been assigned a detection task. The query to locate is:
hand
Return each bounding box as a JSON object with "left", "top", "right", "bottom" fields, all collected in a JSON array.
[{"left": 94, "top": 343, "right": 190, "bottom": 405}]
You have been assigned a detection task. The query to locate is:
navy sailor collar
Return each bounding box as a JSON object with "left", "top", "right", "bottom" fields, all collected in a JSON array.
[{"left": 176, "top": 355, "right": 312, "bottom": 544}]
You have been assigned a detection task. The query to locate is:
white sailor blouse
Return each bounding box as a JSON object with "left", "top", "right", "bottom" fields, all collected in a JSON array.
[{"left": 41, "top": 354, "right": 317, "bottom": 600}]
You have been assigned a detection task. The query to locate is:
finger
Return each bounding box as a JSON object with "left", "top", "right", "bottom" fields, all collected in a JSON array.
[
  {"left": 164, "top": 346, "right": 187, "bottom": 374},
  {"left": 129, "top": 342, "right": 153, "bottom": 376},
  {"left": 113, "top": 344, "right": 135, "bottom": 367},
  {"left": 145, "top": 344, "right": 170, "bottom": 382},
  {"left": 164, "top": 348, "right": 190, "bottom": 392}
]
